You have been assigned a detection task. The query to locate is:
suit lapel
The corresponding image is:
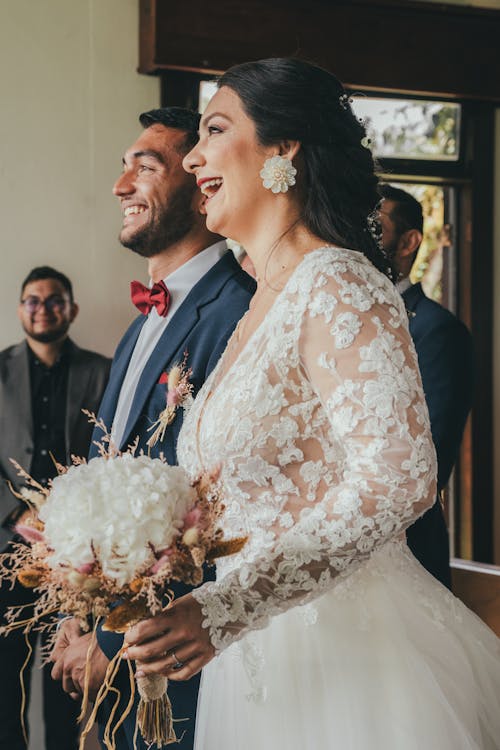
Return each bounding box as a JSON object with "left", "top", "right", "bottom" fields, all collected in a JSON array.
[
  {"left": 65, "top": 341, "right": 91, "bottom": 450},
  {"left": 402, "top": 282, "right": 423, "bottom": 314},
  {"left": 4, "top": 342, "right": 32, "bottom": 442},
  {"left": 97, "top": 316, "right": 145, "bottom": 435},
  {"left": 121, "top": 252, "right": 240, "bottom": 447}
]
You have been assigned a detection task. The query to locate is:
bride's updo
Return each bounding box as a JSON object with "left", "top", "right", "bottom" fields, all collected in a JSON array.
[{"left": 218, "top": 57, "right": 393, "bottom": 279}]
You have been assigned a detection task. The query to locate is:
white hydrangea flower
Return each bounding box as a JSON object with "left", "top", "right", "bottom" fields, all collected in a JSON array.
[{"left": 39, "top": 455, "right": 196, "bottom": 587}]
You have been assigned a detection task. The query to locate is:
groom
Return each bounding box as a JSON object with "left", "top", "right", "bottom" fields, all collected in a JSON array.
[{"left": 51, "top": 107, "right": 255, "bottom": 749}]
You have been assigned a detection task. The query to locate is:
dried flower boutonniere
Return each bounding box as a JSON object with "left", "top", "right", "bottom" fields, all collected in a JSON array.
[{"left": 147, "top": 354, "right": 194, "bottom": 448}]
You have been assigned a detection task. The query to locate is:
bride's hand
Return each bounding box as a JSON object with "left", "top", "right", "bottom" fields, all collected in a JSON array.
[{"left": 123, "top": 593, "right": 215, "bottom": 680}]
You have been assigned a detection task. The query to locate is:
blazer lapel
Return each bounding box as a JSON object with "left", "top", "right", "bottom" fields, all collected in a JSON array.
[
  {"left": 65, "top": 341, "right": 92, "bottom": 450},
  {"left": 402, "top": 282, "right": 423, "bottom": 314},
  {"left": 97, "top": 316, "right": 145, "bottom": 434},
  {"left": 4, "top": 342, "right": 32, "bottom": 444},
  {"left": 121, "top": 252, "right": 241, "bottom": 447}
]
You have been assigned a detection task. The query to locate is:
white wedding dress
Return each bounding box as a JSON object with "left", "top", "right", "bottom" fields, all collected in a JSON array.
[{"left": 177, "top": 247, "right": 500, "bottom": 749}]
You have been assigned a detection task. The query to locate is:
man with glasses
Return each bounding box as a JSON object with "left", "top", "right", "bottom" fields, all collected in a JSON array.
[{"left": 0, "top": 265, "right": 111, "bottom": 750}]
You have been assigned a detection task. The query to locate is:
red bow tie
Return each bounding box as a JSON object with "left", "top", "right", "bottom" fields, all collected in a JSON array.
[{"left": 130, "top": 280, "right": 171, "bottom": 317}]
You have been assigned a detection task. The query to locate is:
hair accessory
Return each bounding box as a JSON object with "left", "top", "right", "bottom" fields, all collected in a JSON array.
[
  {"left": 260, "top": 155, "right": 297, "bottom": 194},
  {"left": 361, "top": 136, "right": 372, "bottom": 149},
  {"left": 367, "top": 208, "right": 384, "bottom": 251},
  {"left": 339, "top": 93, "right": 353, "bottom": 110},
  {"left": 367, "top": 206, "right": 395, "bottom": 281}
]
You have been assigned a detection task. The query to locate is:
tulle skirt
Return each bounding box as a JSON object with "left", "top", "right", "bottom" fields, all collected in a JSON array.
[{"left": 194, "top": 541, "right": 500, "bottom": 750}]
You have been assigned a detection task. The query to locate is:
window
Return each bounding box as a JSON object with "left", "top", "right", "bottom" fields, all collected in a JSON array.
[
  {"left": 199, "top": 80, "right": 218, "bottom": 113},
  {"left": 351, "top": 97, "right": 461, "bottom": 161}
]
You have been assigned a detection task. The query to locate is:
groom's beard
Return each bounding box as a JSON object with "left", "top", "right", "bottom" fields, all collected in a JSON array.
[{"left": 120, "top": 184, "right": 196, "bottom": 258}]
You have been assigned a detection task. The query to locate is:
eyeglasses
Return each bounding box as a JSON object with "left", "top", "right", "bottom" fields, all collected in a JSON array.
[{"left": 20, "top": 295, "right": 70, "bottom": 314}]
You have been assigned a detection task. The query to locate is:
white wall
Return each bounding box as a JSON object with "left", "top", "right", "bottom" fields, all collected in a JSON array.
[
  {"left": 0, "top": 3, "right": 159, "bottom": 747},
  {"left": 0, "top": 0, "right": 159, "bottom": 357}
]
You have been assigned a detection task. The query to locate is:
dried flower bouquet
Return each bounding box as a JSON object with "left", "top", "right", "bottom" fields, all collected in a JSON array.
[{"left": 0, "top": 413, "right": 245, "bottom": 748}]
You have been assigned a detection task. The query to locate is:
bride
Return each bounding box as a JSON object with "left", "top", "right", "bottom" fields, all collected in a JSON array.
[{"left": 124, "top": 58, "right": 500, "bottom": 749}]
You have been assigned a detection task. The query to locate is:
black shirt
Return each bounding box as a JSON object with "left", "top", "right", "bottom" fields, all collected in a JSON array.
[{"left": 28, "top": 340, "right": 70, "bottom": 485}]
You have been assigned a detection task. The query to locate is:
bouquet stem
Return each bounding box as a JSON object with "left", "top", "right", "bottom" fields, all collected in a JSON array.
[{"left": 136, "top": 673, "right": 178, "bottom": 746}]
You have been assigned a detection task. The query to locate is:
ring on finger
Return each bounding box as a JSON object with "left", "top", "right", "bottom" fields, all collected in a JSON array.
[{"left": 168, "top": 649, "right": 184, "bottom": 670}]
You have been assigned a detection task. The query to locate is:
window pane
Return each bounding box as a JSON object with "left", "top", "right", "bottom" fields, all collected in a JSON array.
[
  {"left": 199, "top": 80, "right": 218, "bottom": 113},
  {"left": 352, "top": 98, "right": 461, "bottom": 161}
]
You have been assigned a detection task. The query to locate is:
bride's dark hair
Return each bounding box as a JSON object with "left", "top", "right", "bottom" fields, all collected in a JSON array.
[{"left": 218, "top": 57, "right": 393, "bottom": 280}]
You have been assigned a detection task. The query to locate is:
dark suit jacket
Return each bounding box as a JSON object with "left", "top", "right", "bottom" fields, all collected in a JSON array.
[
  {"left": 403, "top": 283, "right": 474, "bottom": 588},
  {"left": 92, "top": 250, "right": 255, "bottom": 749},
  {"left": 90, "top": 251, "right": 255, "bottom": 462},
  {"left": 0, "top": 339, "right": 111, "bottom": 550}
]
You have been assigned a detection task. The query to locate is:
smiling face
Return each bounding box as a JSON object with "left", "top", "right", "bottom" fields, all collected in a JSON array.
[
  {"left": 113, "top": 124, "right": 198, "bottom": 257},
  {"left": 18, "top": 278, "right": 77, "bottom": 344},
  {"left": 183, "top": 87, "right": 274, "bottom": 242}
]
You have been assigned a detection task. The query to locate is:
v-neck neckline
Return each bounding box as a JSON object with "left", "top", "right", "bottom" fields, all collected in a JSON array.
[{"left": 207, "top": 246, "right": 330, "bottom": 397}]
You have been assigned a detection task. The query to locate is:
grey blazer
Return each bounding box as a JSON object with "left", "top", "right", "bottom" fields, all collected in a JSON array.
[{"left": 0, "top": 339, "right": 111, "bottom": 549}]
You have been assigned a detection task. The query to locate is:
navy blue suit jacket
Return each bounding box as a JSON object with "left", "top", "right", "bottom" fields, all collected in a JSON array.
[
  {"left": 91, "top": 250, "right": 255, "bottom": 749},
  {"left": 403, "top": 283, "right": 474, "bottom": 588}
]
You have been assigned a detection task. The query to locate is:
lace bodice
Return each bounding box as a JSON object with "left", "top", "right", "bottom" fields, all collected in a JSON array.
[{"left": 177, "top": 247, "right": 437, "bottom": 653}]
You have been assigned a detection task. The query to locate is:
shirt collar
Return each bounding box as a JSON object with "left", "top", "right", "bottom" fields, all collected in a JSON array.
[
  {"left": 163, "top": 239, "right": 227, "bottom": 283},
  {"left": 396, "top": 276, "right": 412, "bottom": 295},
  {"left": 152, "top": 240, "right": 228, "bottom": 312},
  {"left": 27, "top": 338, "right": 72, "bottom": 369}
]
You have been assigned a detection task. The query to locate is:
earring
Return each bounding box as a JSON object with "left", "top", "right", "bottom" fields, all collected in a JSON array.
[{"left": 260, "top": 155, "right": 297, "bottom": 194}]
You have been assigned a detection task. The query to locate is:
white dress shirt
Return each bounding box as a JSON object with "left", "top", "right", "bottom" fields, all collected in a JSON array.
[
  {"left": 111, "top": 240, "right": 228, "bottom": 447},
  {"left": 396, "top": 276, "right": 412, "bottom": 295}
]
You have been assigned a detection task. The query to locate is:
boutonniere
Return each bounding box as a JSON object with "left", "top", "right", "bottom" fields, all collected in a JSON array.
[{"left": 147, "top": 354, "right": 194, "bottom": 448}]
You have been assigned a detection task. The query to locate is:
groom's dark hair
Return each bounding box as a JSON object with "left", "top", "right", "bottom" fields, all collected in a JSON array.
[
  {"left": 139, "top": 107, "right": 200, "bottom": 153},
  {"left": 379, "top": 184, "right": 424, "bottom": 236}
]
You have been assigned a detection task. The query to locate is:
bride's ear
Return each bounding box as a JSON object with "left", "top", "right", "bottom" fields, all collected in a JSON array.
[{"left": 278, "top": 140, "right": 301, "bottom": 161}]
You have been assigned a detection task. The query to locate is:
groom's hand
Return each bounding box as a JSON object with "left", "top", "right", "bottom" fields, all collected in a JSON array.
[
  {"left": 50, "top": 617, "right": 82, "bottom": 665},
  {"left": 123, "top": 593, "right": 215, "bottom": 681},
  {"left": 51, "top": 626, "right": 110, "bottom": 701}
]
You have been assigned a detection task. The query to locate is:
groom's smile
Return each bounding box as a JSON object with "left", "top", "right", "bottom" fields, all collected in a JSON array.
[{"left": 113, "top": 123, "right": 198, "bottom": 258}]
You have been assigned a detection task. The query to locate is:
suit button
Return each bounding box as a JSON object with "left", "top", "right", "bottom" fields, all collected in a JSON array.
[{"left": 26, "top": 447, "right": 33, "bottom": 455}]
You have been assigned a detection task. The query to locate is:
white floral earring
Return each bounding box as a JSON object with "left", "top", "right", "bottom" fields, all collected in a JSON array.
[{"left": 260, "top": 155, "right": 297, "bottom": 194}]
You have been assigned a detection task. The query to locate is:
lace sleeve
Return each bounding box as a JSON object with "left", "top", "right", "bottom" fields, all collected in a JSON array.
[{"left": 192, "top": 254, "right": 437, "bottom": 653}]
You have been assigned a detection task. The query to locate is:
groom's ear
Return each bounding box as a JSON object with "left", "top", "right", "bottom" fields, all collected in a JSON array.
[{"left": 278, "top": 140, "right": 301, "bottom": 161}]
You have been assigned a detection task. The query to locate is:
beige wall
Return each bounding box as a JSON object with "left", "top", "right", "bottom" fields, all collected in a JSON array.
[
  {"left": 0, "top": 3, "right": 158, "bottom": 745},
  {"left": 0, "top": 0, "right": 159, "bottom": 358}
]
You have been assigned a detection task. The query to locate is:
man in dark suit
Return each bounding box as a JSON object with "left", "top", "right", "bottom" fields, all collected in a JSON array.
[
  {"left": 51, "top": 108, "right": 255, "bottom": 750},
  {"left": 379, "top": 185, "right": 474, "bottom": 589},
  {"left": 0, "top": 265, "right": 110, "bottom": 750}
]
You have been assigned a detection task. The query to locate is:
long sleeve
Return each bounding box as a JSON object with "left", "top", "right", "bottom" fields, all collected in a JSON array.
[{"left": 184, "top": 249, "right": 437, "bottom": 654}]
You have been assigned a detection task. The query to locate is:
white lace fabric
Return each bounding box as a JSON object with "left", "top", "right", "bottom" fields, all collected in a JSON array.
[{"left": 177, "top": 247, "right": 437, "bottom": 653}]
